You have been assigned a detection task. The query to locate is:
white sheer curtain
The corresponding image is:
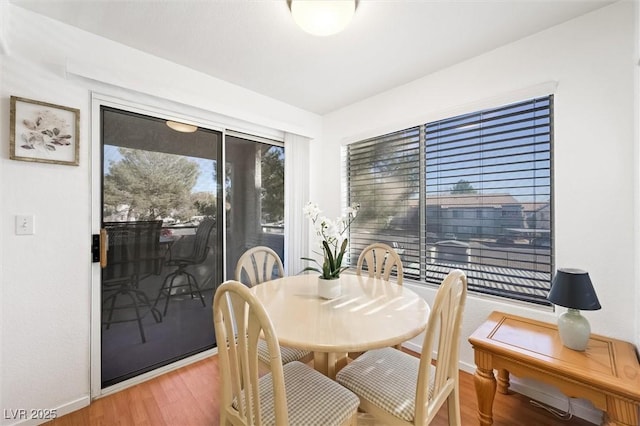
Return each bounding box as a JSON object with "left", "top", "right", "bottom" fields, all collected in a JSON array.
[{"left": 284, "top": 133, "right": 311, "bottom": 275}]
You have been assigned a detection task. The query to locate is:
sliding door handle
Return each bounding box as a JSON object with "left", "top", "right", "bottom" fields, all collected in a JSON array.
[
  {"left": 91, "top": 230, "right": 108, "bottom": 267},
  {"left": 100, "top": 228, "right": 107, "bottom": 268}
]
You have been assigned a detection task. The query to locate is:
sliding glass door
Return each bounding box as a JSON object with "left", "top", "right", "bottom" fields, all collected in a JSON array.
[{"left": 99, "top": 107, "right": 223, "bottom": 387}]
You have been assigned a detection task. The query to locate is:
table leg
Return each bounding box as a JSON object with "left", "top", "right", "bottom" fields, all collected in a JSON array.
[
  {"left": 497, "top": 369, "right": 511, "bottom": 394},
  {"left": 314, "top": 352, "right": 329, "bottom": 377},
  {"left": 313, "top": 352, "right": 348, "bottom": 380},
  {"left": 334, "top": 353, "right": 349, "bottom": 376},
  {"left": 473, "top": 350, "right": 496, "bottom": 426},
  {"left": 602, "top": 396, "right": 639, "bottom": 426}
]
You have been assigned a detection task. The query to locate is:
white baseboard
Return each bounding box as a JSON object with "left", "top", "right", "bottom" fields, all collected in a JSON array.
[{"left": 402, "top": 341, "right": 602, "bottom": 425}]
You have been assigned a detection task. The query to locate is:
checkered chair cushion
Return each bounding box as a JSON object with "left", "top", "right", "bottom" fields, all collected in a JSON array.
[
  {"left": 336, "top": 347, "right": 435, "bottom": 422},
  {"left": 258, "top": 340, "right": 312, "bottom": 365},
  {"left": 234, "top": 361, "right": 359, "bottom": 425}
]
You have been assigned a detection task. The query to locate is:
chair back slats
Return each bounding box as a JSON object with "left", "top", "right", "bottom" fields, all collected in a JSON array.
[
  {"left": 356, "top": 243, "right": 404, "bottom": 285},
  {"left": 103, "top": 220, "right": 163, "bottom": 281},
  {"left": 235, "top": 246, "right": 284, "bottom": 287},
  {"left": 136, "top": 221, "right": 164, "bottom": 276},
  {"left": 415, "top": 269, "right": 467, "bottom": 425},
  {"left": 103, "top": 226, "right": 136, "bottom": 281},
  {"left": 213, "top": 280, "right": 288, "bottom": 426},
  {"left": 189, "top": 218, "right": 216, "bottom": 263}
]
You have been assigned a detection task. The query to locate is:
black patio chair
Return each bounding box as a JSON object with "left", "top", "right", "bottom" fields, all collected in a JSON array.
[
  {"left": 154, "top": 217, "right": 216, "bottom": 316},
  {"left": 102, "top": 220, "right": 164, "bottom": 344}
]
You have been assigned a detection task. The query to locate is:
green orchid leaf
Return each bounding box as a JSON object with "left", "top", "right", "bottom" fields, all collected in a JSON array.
[
  {"left": 335, "top": 238, "right": 348, "bottom": 269},
  {"left": 322, "top": 240, "right": 335, "bottom": 271},
  {"left": 299, "top": 266, "right": 322, "bottom": 275},
  {"left": 300, "top": 256, "right": 322, "bottom": 267},
  {"left": 322, "top": 260, "right": 331, "bottom": 279}
]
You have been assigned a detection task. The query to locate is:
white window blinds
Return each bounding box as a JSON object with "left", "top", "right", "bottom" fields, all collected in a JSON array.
[{"left": 345, "top": 95, "right": 553, "bottom": 305}]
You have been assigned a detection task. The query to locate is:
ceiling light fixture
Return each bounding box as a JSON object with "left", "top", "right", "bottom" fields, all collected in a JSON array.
[
  {"left": 166, "top": 120, "right": 198, "bottom": 133},
  {"left": 289, "top": 0, "right": 356, "bottom": 37}
]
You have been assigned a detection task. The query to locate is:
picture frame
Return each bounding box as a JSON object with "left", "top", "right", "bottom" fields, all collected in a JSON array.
[{"left": 9, "top": 96, "right": 80, "bottom": 166}]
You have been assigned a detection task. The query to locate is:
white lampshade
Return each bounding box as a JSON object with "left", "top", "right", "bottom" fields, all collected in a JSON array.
[
  {"left": 290, "top": 0, "right": 356, "bottom": 36},
  {"left": 166, "top": 120, "right": 198, "bottom": 133}
]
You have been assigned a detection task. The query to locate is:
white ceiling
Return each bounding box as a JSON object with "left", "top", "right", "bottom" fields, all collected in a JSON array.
[{"left": 11, "top": 0, "right": 615, "bottom": 115}]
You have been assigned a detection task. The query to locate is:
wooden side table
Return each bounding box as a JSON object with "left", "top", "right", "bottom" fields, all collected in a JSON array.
[{"left": 468, "top": 311, "right": 640, "bottom": 426}]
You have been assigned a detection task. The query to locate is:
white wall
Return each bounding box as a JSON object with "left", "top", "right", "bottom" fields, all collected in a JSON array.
[
  {"left": 317, "top": 0, "right": 638, "bottom": 416},
  {"left": 0, "top": 4, "right": 320, "bottom": 424}
]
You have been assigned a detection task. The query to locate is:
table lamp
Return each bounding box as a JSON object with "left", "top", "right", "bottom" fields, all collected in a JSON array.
[{"left": 547, "top": 268, "right": 601, "bottom": 351}]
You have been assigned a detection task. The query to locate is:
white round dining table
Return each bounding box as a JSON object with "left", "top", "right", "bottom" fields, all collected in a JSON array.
[{"left": 250, "top": 272, "right": 430, "bottom": 378}]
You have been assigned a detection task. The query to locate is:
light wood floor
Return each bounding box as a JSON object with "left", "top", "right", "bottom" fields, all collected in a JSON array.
[{"left": 47, "top": 354, "right": 595, "bottom": 426}]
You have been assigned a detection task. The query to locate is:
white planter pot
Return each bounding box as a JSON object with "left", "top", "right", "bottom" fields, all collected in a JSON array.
[{"left": 317, "top": 276, "right": 341, "bottom": 299}]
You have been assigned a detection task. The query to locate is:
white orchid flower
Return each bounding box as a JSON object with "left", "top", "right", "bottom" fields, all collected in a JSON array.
[
  {"left": 302, "top": 201, "right": 360, "bottom": 279},
  {"left": 346, "top": 202, "right": 360, "bottom": 218},
  {"left": 303, "top": 202, "right": 321, "bottom": 219}
]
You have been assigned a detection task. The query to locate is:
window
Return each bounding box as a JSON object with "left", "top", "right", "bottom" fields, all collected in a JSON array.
[
  {"left": 346, "top": 96, "right": 553, "bottom": 305},
  {"left": 345, "top": 127, "right": 421, "bottom": 276},
  {"left": 225, "top": 134, "right": 285, "bottom": 276}
]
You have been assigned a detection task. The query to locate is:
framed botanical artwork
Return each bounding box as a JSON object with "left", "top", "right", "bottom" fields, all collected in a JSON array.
[{"left": 9, "top": 96, "right": 80, "bottom": 166}]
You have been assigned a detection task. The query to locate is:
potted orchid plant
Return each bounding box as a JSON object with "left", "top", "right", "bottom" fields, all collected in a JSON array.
[{"left": 301, "top": 201, "right": 360, "bottom": 281}]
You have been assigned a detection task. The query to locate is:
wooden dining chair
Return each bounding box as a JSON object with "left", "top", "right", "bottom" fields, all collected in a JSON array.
[
  {"left": 235, "top": 246, "right": 284, "bottom": 286},
  {"left": 356, "top": 242, "right": 404, "bottom": 285},
  {"left": 353, "top": 242, "right": 405, "bottom": 357},
  {"left": 235, "top": 246, "right": 313, "bottom": 369},
  {"left": 213, "top": 280, "right": 360, "bottom": 426},
  {"left": 336, "top": 269, "right": 468, "bottom": 426}
]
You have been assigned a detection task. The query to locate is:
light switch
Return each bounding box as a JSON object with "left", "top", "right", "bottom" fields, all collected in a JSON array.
[{"left": 16, "top": 215, "right": 35, "bottom": 235}]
